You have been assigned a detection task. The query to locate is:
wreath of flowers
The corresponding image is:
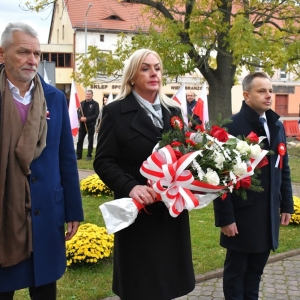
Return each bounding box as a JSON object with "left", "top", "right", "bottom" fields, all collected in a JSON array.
[{"left": 158, "top": 115, "right": 269, "bottom": 200}]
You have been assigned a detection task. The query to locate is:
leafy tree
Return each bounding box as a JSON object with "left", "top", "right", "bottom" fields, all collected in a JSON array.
[
  {"left": 25, "top": 0, "right": 300, "bottom": 120},
  {"left": 22, "top": 0, "right": 55, "bottom": 12}
]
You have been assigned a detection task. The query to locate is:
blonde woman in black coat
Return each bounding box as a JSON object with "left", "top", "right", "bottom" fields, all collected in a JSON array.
[{"left": 94, "top": 49, "right": 195, "bottom": 300}]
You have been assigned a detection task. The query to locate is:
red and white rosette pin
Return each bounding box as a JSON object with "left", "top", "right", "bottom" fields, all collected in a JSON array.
[{"left": 277, "top": 143, "right": 286, "bottom": 169}]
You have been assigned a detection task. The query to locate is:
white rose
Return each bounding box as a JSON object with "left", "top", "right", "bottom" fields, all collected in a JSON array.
[
  {"left": 250, "top": 144, "right": 261, "bottom": 159},
  {"left": 233, "top": 162, "right": 247, "bottom": 176},
  {"left": 205, "top": 168, "right": 220, "bottom": 186},
  {"left": 236, "top": 141, "right": 251, "bottom": 154},
  {"left": 214, "top": 153, "right": 225, "bottom": 170},
  {"left": 190, "top": 132, "right": 203, "bottom": 144}
]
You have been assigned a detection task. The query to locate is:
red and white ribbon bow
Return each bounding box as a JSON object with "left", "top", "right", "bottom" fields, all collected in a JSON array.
[{"left": 141, "top": 145, "right": 210, "bottom": 217}]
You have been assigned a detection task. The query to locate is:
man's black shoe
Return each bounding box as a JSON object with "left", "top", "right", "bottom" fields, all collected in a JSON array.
[
  {"left": 77, "top": 156, "right": 82, "bottom": 160},
  {"left": 86, "top": 156, "right": 92, "bottom": 161}
]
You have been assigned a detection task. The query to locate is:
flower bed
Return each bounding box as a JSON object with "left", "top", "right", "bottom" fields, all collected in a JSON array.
[
  {"left": 80, "top": 174, "right": 113, "bottom": 197},
  {"left": 66, "top": 223, "right": 114, "bottom": 266},
  {"left": 291, "top": 196, "right": 300, "bottom": 224}
]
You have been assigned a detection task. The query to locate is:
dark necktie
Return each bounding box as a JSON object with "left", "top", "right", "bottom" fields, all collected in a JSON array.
[
  {"left": 259, "top": 117, "right": 270, "bottom": 143},
  {"left": 259, "top": 117, "right": 266, "bottom": 125}
]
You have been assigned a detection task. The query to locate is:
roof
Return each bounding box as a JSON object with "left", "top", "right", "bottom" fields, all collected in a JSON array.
[{"left": 65, "top": 0, "right": 151, "bottom": 32}]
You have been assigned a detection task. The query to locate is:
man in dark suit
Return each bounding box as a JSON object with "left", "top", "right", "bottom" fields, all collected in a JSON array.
[
  {"left": 213, "top": 72, "right": 294, "bottom": 300},
  {"left": 76, "top": 90, "right": 99, "bottom": 160}
]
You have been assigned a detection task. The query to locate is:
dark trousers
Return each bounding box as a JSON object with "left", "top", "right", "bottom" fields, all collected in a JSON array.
[
  {"left": 76, "top": 125, "right": 95, "bottom": 158},
  {"left": 223, "top": 249, "right": 270, "bottom": 300},
  {"left": 0, "top": 281, "right": 56, "bottom": 300}
]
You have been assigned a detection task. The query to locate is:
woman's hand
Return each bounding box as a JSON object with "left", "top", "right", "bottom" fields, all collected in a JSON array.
[{"left": 129, "top": 185, "right": 157, "bottom": 205}]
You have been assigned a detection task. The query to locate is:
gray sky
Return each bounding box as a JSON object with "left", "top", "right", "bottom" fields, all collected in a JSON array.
[{"left": 0, "top": 0, "right": 53, "bottom": 44}]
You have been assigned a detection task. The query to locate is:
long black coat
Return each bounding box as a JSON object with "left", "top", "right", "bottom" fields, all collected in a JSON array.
[
  {"left": 213, "top": 101, "right": 293, "bottom": 253},
  {"left": 94, "top": 93, "right": 195, "bottom": 300}
]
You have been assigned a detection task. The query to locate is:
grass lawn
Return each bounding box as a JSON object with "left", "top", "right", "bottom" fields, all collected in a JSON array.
[{"left": 14, "top": 145, "right": 300, "bottom": 299}]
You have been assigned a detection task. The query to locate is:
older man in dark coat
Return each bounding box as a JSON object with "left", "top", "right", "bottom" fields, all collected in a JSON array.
[{"left": 213, "top": 72, "right": 294, "bottom": 300}]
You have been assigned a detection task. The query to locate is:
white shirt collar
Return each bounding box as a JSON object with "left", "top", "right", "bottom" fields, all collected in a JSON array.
[
  {"left": 7, "top": 79, "right": 35, "bottom": 105},
  {"left": 260, "top": 112, "right": 267, "bottom": 120}
]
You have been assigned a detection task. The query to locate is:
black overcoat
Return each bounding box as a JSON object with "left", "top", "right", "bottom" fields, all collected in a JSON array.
[
  {"left": 213, "top": 101, "right": 294, "bottom": 253},
  {"left": 94, "top": 93, "right": 195, "bottom": 300}
]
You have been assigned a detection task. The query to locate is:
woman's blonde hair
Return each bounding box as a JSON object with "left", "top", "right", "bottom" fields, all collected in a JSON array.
[{"left": 114, "top": 48, "right": 181, "bottom": 111}]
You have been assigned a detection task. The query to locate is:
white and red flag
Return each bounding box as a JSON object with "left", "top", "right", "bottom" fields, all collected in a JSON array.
[
  {"left": 199, "top": 81, "right": 209, "bottom": 124},
  {"left": 69, "top": 79, "right": 80, "bottom": 136},
  {"left": 172, "top": 84, "right": 188, "bottom": 126},
  {"left": 193, "top": 98, "right": 203, "bottom": 120}
]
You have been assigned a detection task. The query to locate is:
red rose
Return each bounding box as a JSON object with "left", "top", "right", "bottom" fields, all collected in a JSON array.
[
  {"left": 247, "top": 131, "right": 259, "bottom": 144},
  {"left": 240, "top": 177, "right": 251, "bottom": 189},
  {"left": 186, "top": 139, "right": 197, "bottom": 147},
  {"left": 195, "top": 124, "right": 205, "bottom": 132},
  {"left": 173, "top": 150, "right": 183, "bottom": 158},
  {"left": 185, "top": 132, "right": 192, "bottom": 137},
  {"left": 210, "top": 126, "right": 229, "bottom": 142},
  {"left": 235, "top": 177, "right": 251, "bottom": 190},
  {"left": 171, "top": 141, "right": 182, "bottom": 147}
]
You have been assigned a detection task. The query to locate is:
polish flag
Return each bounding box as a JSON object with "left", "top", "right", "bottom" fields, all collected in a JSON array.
[
  {"left": 199, "top": 81, "right": 209, "bottom": 124},
  {"left": 172, "top": 84, "right": 188, "bottom": 126},
  {"left": 69, "top": 79, "right": 80, "bottom": 136},
  {"left": 193, "top": 98, "right": 203, "bottom": 119}
]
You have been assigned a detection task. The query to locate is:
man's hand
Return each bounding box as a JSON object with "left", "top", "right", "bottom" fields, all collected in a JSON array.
[
  {"left": 65, "top": 221, "right": 80, "bottom": 241},
  {"left": 221, "top": 223, "right": 239, "bottom": 237},
  {"left": 80, "top": 117, "right": 87, "bottom": 122},
  {"left": 281, "top": 213, "right": 291, "bottom": 226}
]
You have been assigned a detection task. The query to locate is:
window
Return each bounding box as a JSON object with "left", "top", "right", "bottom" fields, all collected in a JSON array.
[
  {"left": 100, "top": 35, "right": 104, "bottom": 42},
  {"left": 109, "top": 15, "right": 121, "bottom": 20},
  {"left": 280, "top": 67, "right": 287, "bottom": 79},
  {"left": 41, "top": 53, "right": 72, "bottom": 67},
  {"left": 104, "top": 15, "right": 124, "bottom": 21},
  {"left": 42, "top": 53, "right": 50, "bottom": 61},
  {"left": 62, "top": 25, "right": 64, "bottom": 40}
]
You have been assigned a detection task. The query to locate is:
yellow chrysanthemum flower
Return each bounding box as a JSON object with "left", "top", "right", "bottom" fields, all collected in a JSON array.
[
  {"left": 291, "top": 196, "right": 300, "bottom": 225},
  {"left": 80, "top": 174, "right": 113, "bottom": 197},
  {"left": 66, "top": 223, "right": 114, "bottom": 266}
]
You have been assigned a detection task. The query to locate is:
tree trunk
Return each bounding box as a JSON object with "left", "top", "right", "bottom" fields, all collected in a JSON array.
[
  {"left": 200, "top": 52, "right": 237, "bottom": 123},
  {"left": 207, "top": 77, "right": 233, "bottom": 122}
]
